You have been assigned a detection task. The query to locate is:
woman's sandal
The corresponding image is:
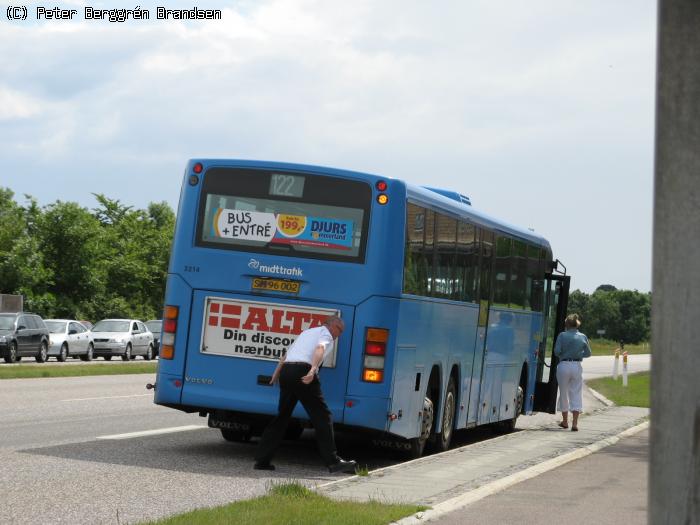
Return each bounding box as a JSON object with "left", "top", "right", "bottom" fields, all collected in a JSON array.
[{"left": 558, "top": 422, "right": 568, "bottom": 429}]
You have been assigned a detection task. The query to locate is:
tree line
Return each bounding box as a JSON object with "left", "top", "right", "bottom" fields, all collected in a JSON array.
[
  {"left": 0, "top": 187, "right": 652, "bottom": 340},
  {"left": 0, "top": 188, "right": 174, "bottom": 322},
  {"left": 567, "top": 285, "right": 651, "bottom": 344}
]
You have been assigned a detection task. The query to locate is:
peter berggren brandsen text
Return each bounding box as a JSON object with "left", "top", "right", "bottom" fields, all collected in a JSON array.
[{"left": 35, "top": 6, "right": 223, "bottom": 22}]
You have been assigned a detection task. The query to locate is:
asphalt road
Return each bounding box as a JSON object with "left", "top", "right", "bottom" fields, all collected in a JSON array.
[
  {"left": 0, "top": 355, "right": 650, "bottom": 524},
  {"left": 582, "top": 354, "right": 651, "bottom": 380},
  {"left": 0, "top": 374, "right": 508, "bottom": 525},
  {"left": 0, "top": 374, "right": 354, "bottom": 524}
]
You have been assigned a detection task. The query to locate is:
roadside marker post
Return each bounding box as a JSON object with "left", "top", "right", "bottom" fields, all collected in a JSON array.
[{"left": 622, "top": 351, "right": 628, "bottom": 387}]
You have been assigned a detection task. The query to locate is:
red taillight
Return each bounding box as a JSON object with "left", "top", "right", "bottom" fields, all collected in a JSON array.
[
  {"left": 163, "top": 319, "right": 177, "bottom": 333},
  {"left": 193, "top": 162, "right": 203, "bottom": 174},
  {"left": 362, "top": 328, "right": 389, "bottom": 383},
  {"left": 376, "top": 180, "right": 388, "bottom": 191},
  {"left": 161, "top": 305, "right": 179, "bottom": 360},
  {"left": 365, "top": 342, "right": 385, "bottom": 356}
]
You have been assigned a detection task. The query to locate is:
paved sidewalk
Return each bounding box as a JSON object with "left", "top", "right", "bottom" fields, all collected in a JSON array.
[
  {"left": 436, "top": 429, "right": 649, "bottom": 525},
  {"left": 318, "top": 405, "right": 649, "bottom": 508}
]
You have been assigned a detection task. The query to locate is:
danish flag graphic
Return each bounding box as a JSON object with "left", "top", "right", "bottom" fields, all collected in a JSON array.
[{"left": 208, "top": 302, "right": 241, "bottom": 328}]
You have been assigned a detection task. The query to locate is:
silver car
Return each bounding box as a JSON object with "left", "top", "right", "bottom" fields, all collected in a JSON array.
[
  {"left": 44, "top": 319, "right": 94, "bottom": 362},
  {"left": 91, "top": 319, "right": 155, "bottom": 361}
]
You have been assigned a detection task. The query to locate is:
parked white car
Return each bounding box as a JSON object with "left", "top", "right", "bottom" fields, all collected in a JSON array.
[
  {"left": 91, "top": 319, "right": 155, "bottom": 361},
  {"left": 44, "top": 319, "right": 94, "bottom": 362}
]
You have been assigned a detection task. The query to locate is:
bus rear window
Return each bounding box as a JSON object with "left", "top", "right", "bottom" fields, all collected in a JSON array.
[{"left": 196, "top": 167, "right": 371, "bottom": 263}]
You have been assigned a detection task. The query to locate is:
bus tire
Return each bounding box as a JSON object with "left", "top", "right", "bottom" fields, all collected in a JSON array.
[
  {"left": 434, "top": 377, "right": 457, "bottom": 452},
  {"left": 495, "top": 385, "right": 524, "bottom": 434},
  {"left": 221, "top": 428, "right": 251, "bottom": 443},
  {"left": 407, "top": 396, "right": 434, "bottom": 459}
]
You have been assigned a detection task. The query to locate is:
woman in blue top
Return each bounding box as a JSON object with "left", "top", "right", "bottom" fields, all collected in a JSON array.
[{"left": 554, "top": 314, "right": 592, "bottom": 431}]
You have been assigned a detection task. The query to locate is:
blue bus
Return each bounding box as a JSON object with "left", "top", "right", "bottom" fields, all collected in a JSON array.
[{"left": 154, "top": 159, "right": 569, "bottom": 457}]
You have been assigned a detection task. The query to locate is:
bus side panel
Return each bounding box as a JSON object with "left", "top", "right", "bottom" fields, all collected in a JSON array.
[
  {"left": 525, "top": 312, "right": 544, "bottom": 414},
  {"left": 387, "top": 344, "right": 420, "bottom": 439},
  {"left": 387, "top": 297, "right": 478, "bottom": 440},
  {"left": 499, "top": 364, "right": 519, "bottom": 421},
  {"left": 481, "top": 309, "right": 539, "bottom": 423},
  {"left": 342, "top": 296, "right": 399, "bottom": 432},
  {"left": 154, "top": 273, "right": 193, "bottom": 407}
]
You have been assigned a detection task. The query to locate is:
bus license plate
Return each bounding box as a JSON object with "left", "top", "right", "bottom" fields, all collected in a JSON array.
[{"left": 251, "top": 278, "right": 300, "bottom": 294}]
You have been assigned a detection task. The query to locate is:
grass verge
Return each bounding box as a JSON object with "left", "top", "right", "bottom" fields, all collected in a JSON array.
[
  {"left": 142, "top": 482, "right": 426, "bottom": 525},
  {"left": 587, "top": 371, "right": 650, "bottom": 408},
  {"left": 0, "top": 362, "right": 157, "bottom": 379},
  {"left": 588, "top": 339, "right": 651, "bottom": 356}
]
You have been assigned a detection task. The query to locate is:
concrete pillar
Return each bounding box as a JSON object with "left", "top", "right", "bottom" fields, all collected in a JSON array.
[{"left": 650, "top": 1, "right": 700, "bottom": 523}]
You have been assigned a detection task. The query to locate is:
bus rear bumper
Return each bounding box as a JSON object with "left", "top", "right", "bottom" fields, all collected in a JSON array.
[{"left": 154, "top": 372, "right": 183, "bottom": 406}]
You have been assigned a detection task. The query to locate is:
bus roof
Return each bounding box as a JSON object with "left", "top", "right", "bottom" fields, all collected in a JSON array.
[
  {"left": 406, "top": 183, "right": 551, "bottom": 250},
  {"left": 187, "top": 158, "right": 552, "bottom": 250}
]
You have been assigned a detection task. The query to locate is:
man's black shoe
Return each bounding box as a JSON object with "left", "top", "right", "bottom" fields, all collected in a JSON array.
[
  {"left": 254, "top": 461, "right": 275, "bottom": 471},
  {"left": 328, "top": 458, "right": 357, "bottom": 474}
]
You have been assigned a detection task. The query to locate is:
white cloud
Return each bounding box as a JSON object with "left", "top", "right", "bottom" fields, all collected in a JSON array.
[
  {"left": 0, "top": 0, "right": 656, "bottom": 292},
  {"left": 0, "top": 87, "right": 43, "bottom": 120}
]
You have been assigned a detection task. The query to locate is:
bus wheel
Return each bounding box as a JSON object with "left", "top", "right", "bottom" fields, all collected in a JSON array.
[
  {"left": 434, "top": 377, "right": 456, "bottom": 452},
  {"left": 495, "top": 385, "right": 523, "bottom": 434},
  {"left": 407, "top": 396, "right": 434, "bottom": 458},
  {"left": 221, "top": 428, "right": 251, "bottom": 443}
]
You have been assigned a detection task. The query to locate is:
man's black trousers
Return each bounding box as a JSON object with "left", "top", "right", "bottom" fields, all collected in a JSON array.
[{"left": 255, "top": 362, "right": 338, "bottom": 466}]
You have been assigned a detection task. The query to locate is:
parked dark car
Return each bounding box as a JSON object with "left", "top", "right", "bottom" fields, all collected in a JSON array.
[
  {"left": 0, "top": 312, "right": 50, "bottom": 363},
  {"left": 146, "top": 320, "right": 162, "bottom": 357}
]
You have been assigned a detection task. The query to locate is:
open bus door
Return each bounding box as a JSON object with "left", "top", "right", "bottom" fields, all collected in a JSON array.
[{"left": 533, "top": 271, "right": 570, "bottom": 413}]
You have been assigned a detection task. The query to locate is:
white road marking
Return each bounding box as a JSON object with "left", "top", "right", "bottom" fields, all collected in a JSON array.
[
  {"left": 97, "top": 425, "right": 207, "bottom": 440},
  {"left": 61, "top": 394, "right": 152, "bottom": 402}
]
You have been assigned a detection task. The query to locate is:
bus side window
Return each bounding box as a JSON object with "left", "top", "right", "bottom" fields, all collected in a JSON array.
[
  {"left": 480, "top": 229, "right": 494, "bottom": 303},
  {"left": 456, "top": 221, "right": 479, "bottom": 302},
  {"left": 494, "top": 236, "right": 511, "bottom": 307},
  {"left": 526, "top": 244, "right": 543, "bottom": 311},
  {"left": 434, "top": 214, "right": 456, "bottom": 299},
  {"left": 510, "top": 240, "right": 527, "bottom": 309},
  {"left": 422, "top": 209, "right": 435, "bottom": 295},
  {"left": 404, "top": 203, "right": 426, "bottom": 295}
]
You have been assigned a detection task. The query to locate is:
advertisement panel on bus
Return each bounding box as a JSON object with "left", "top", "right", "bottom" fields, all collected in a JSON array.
[{"left": 200, "top": 297, "right": 339, "bottom": 367}]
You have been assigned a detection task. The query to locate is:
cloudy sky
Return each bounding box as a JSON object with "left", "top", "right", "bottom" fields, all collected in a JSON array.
[{"left": 1, "top": 1, "right": 656, "bottom": 293}]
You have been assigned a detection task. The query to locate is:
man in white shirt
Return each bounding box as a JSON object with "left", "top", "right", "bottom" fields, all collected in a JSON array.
[{"left": 253, "top": 315, "right": 357, "bottom": 473}]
